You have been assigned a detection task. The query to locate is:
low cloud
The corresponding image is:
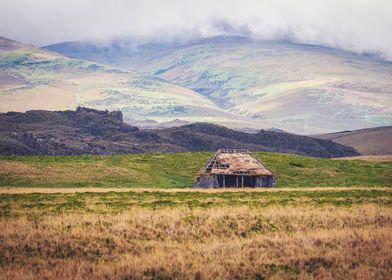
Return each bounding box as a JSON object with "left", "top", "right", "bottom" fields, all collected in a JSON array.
[{"left": 1, "top": 0, "right": 392, "bottom": 59}]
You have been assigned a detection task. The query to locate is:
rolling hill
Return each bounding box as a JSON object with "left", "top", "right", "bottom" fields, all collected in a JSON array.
[
  {"left": 0, "top": 36, "right": 258, "bottom": 128},
  {"left": 314, "top": 126, "right": 392, "bottom": 155},
  {"left": 46, "top": 36, "right": 392, "bottom": 134},
  {"left": 0, "top": 107, "right": 358, "bottom": 158}
]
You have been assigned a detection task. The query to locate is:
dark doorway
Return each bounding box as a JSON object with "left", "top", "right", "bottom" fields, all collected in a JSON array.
[{"left": 217, "top": 175, "right": 257, "bottom": 188}]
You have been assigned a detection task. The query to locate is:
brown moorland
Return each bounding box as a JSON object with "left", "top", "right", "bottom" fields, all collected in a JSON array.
[
  {"left": 314, "top": 126, "right": 392, "bottom": 156},
  {"left": 333, "top": 155, "right": 392, "bottom": 163},
  {"left": 0, "top": 189, "right": 392, "bottom": 279}
]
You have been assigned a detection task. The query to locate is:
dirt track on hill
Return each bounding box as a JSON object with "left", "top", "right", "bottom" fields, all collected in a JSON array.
[{"left": 0, "top": 186, "right": 390, "bottom": 194}]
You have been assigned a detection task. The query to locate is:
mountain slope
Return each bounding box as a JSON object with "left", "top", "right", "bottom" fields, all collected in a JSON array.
[
  {"left": 46, "top": 36, "right": 392, "bottom": 134},
  {"left": 0, "top": 107, "right": 358, "bottom": 158},
  {"left": 314, "top": 126, "right": 392, "bottom": 155},
  {"left": 0, "top": 36, "right": 254, "bottom": 127}
]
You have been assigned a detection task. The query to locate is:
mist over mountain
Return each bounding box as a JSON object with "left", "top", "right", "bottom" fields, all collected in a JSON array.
[{"left": 1, "top": 0, "right": 392, "bottom": 61}]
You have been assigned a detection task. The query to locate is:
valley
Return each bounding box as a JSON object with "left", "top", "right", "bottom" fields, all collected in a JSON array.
[
  {"left": 0, "top": 36, "right": 253, "bottom": 129},
  {"left": 1, "top": 35, "right": 391, "bottom": 134},
  {"left": 46, "top": 36, "right": 392, "bottom": 133}
]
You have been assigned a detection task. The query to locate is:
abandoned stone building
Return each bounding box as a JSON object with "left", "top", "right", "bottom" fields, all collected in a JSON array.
[{"left": 193, "top": 149, "right": 275, "bottom": 188}]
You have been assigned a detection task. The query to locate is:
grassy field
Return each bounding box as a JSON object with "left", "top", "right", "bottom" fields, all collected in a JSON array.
[
  {"left": 1, "top": 152, "right": 392, "bottom": 279},
  {"left": 0, "top": 189, "right": 391, "bottom": 279},
  {"left": 1, "top": 152, "right": 391, "bottom": 188},
  {"left": 2, "top": 188, "right": 392, "bottom": 217}
]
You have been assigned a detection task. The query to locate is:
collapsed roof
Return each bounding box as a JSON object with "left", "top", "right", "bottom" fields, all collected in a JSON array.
[{"left": 197, "top": 149, "right": 274, "bottom": 176}]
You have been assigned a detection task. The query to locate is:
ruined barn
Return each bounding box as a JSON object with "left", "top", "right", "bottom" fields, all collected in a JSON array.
[{"left": 193, "top": 149, "right": 275, "bottom": 188}]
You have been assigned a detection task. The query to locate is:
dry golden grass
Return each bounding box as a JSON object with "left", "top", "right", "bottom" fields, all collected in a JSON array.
[
  {"left": 1, "top": 204, "right": 391, "bottom": 279},
  {"left": 0, "top": 161, "right": 41, "bottom": 175}
]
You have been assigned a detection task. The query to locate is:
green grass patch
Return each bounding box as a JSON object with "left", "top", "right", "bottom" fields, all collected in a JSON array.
[{"left": 0, "top": 152, "right": 391, "bottom": 188}]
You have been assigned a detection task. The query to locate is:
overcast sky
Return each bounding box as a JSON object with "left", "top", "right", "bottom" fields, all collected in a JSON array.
[{"left": 1, "top": 0, "right": 392, "bottom": 60}]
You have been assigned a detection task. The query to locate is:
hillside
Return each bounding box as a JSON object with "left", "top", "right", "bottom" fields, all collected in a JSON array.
[
  {"left": 0, "top": 107, "right": 358, "bottom": 157},
  {"left": 46, "top": 36, "right": 392, "bottom": 134},
  {"left": 0, "top": 151, "right": 390, "bottom": 188},
  {"left": 0, "top": 36, "right": 254, "bottom": 128},
  {"left": 314, "top": 126, "right": 392, "bottom": 155}
]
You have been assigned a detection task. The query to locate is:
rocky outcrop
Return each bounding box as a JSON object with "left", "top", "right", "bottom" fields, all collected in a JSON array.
[{"left": 0, "top": 108, "right": 359, "bottom": 157}]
